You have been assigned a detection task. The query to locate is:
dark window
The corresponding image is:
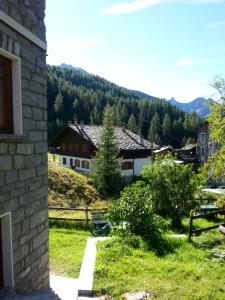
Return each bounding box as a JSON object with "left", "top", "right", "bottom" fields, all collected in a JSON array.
[
  {"left": 63, "top": 157, "right": 67, "bottom": 165},
  {"left": 82, "top": 160, "right": 89, "bottom": 169},
  {"left": 121, "top": 161, "right": 134, "bottom": 170},
  {"left": 75, "top": 159, "right": 80, "bottom": 168},
  {"left": 70, "top": 158, "right": 73, "bottom": 166},
  {"left": 0, "top": 55, "right": 13, "bottom": 134}
]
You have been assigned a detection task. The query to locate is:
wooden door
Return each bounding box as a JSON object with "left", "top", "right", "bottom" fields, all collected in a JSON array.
[{"left": 0, "top": 219, "right": 4, "bottom": 289}]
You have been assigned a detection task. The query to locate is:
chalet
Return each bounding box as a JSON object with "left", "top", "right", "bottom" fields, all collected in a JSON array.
[
  {"left": 0, "top": 0, "right": 48, "bottom": 295},
  {"left": 50, "top": 122, "right": 159, "bottom": 176},
  {"left": 197, "top": 122, "right": 220, "bottom": 165}
]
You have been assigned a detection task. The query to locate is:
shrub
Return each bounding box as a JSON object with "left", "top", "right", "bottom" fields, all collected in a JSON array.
[
  {"left": 141, "top": 155, "right": 203, "bottom": 228},
  {"left": 109, "top": 181, "right": 169, "bottom": 254}
]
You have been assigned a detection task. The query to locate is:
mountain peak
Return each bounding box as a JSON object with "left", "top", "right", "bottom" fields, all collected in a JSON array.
[{"left": 59, "top": 63, "right": 87, "bottom": 73}]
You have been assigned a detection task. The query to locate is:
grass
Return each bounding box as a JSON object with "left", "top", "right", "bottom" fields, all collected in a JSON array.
[
  {"left": 94, "top": 219, "right": 225, "bottom": 299},
  {"left": 49, "top": 226, "right": 92, "bottom": 278}
]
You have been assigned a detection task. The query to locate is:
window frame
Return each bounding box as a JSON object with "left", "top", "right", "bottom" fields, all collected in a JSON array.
[
  {"left": 0, "top": 55, "right": 13, "bottom": 134},
  {"left": 121, "top": 161, "right": 134, "bottom": 170},
  {"left": 82, "top": 160, "right": 90, "bottom": 169},
  {"left": 0, "top": 48, "right": 22, "bottom": 136}
]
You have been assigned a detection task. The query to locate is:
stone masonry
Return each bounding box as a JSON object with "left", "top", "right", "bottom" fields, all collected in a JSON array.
[{"left": 0, "top": 0, "right": 49, "bottom": 294}]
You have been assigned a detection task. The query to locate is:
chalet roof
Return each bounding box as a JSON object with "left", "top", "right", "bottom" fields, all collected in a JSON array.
[{"left": 68, "top": 124, "right": 158, "bottom": 151}]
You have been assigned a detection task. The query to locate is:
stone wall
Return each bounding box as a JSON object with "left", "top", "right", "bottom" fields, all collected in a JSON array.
[
  {"left": 0, "top": 0, "right": 46, "bottom": 41},
  {"left": 0, "top": 0, "right": 48, "bottom": 294}
]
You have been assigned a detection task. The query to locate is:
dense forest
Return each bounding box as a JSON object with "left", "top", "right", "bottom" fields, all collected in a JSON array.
[{"left": 47, "top": 65, "right": 201, "bottom": 148}]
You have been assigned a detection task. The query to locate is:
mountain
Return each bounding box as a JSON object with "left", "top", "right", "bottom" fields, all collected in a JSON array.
[
  {"left": 59, "top": 63, "right": 87, "bottom": 73},
  {"left": 47, "top": 65, "right": 201, "bottom": 148},
  {"left": 130, "top": 90, "right": 157, "bottom": 101},
  {"left": 169, "top": 97, "right": 213, "bottom": 117}
]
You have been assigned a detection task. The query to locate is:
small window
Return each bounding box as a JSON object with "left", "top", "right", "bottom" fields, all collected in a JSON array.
[
  {"left": 70, "top": 158, "right": 73, "bottom": 166},
  {"left": 121, "top": 161, "right": 134, "bottom": 170},
  {"left": 63, "top": 157, "right": 67, "bottom": 165},
  {"left": 75, "top": 159, "right": 80, "bottom": 168},
  {"left": 0, "top": 55, "right": 13, "bottom": 133},
  {"left": 82, "top": 160, "right": 89, "bottom": 169}
]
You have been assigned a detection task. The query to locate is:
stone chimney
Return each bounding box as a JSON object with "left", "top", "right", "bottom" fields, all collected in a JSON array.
[
  {"left": 80, "top": 121, "right": 84, "bottom": 130},
  {"left": 122, "top": 123, "right": 126, "bottom": 132},
  {"left": 68, "top": 120, "right": 72, "bottom": 126},
  {"left": 140, "top": 135, "right": 144, "bottom": 145},
  {"left": 74, "top": 116, "right": 78, "bottom": 125}
]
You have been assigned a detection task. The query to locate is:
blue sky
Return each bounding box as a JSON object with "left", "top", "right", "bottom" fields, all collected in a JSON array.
[{"left": 46, "top": 0, "right": 225, "bottom": 102}]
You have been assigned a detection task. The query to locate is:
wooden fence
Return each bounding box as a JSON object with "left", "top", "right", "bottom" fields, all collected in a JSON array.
[
  {"left": 188, "top": 209, "right": 225, "bottom": 240},
  {"left": 48, "top": 206, "right": 107, "bottom": 225}
]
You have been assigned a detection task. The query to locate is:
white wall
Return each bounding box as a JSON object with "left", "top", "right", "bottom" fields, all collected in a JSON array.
[
  {"left": 134, "top": 157, "right": 150, "bottom": 175},
  {"left": 59, "top": 155, "right": 150, "bottom": 176},
  {"left": 59, "top": 155, "right": 93, "bottom": 173}
]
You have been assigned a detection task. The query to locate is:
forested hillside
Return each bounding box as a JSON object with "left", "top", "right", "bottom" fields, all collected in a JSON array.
[{"left": 47, "top": 65, "right": 200, "bottom": 148}]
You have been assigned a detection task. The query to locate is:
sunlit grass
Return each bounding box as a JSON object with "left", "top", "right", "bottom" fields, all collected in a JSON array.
[
  {"left": 49, "top": 227, "right": 92, "bottom": 278},
  {"left": 94, "top": 219, "right": 225, "bottom": 299}
]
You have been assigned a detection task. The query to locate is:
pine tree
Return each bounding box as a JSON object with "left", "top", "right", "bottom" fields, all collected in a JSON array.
[
  {"left": 149, "top": 112, "right": 161, "bottom": 142},
  {"left": 54, "top": 93, "right": 63, "bottom": 112},
  {"left": 127, "top": 114, "right": 138, "bottom": 133},
  {"left": 162, "top": 113, "right": 171, "bottom": 145},
  {"left": 92, "top": 106, "right": 122, "bottom": 196}
]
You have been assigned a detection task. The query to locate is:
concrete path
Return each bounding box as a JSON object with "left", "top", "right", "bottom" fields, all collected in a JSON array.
[
  {"left": 3, "top": 237, "right": 107, "bottom": 300},
  {"left": 78, "top": 237, "right": 107, "bottom": 296},
  {"left": 50, "top": 275, "right": 79, "bottom": 300}
]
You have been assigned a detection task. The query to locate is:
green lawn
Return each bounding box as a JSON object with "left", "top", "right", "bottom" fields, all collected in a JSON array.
[
  {"left": 49, "top": 227, "right": 92, "bottom": 278},
  {"left": 94, "top": 221, "right": 225, "bottom": 299}
]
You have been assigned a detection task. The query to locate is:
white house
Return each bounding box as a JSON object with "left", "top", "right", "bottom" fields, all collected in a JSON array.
[{"left": 50, "top": 122, "right": 158, "bottom": 176}]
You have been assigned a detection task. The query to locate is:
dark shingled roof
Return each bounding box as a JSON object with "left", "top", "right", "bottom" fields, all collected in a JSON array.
[{"left": 69, "top": 124, "right": 158, "bottom": 151}]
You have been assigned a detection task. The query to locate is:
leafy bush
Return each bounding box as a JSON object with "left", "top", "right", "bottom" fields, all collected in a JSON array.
[
  {"left": 141, "top": 155, "right": 203, "bottom": 228},
  {"left": 48, "top": 161, "right": 99, "bottom": 207},
  {"left": 109, "top": 181, "right": 170, "bottom": 254}
]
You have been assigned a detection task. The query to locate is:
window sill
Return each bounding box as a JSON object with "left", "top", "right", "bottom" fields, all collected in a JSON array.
[{"left": 0, "top": 134, "right": 26, "bottom": 143}]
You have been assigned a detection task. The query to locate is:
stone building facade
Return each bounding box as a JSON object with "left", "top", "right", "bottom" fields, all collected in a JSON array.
[{"left": 0, "top": 0, "right": 49, "bottom": 294}]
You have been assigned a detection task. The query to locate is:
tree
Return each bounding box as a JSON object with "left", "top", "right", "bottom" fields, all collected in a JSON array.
[
  {"left": 148, "top": 112, "right": 161, "bottom": 145},
  {"left": 54, "top": 93, "right": 63, "bottom": 112},
  {"left": 92, "top": 106, "right": 122, "bottom": 196},
  {"left": 127, "top": 114, "right": 138, "bottom": 133},
  {"left": 141, "top": 156, "right": 202, "bottom": 228},
  {"left": 204, "top": 75, "right": 225, "bottom": 179},
  {"left": 162, "top": 113, "right": 171, "bottom": 145}
]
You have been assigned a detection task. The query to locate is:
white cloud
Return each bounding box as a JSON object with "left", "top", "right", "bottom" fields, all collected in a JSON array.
[
  {"left": 177, "top": 57, "right": 213, "bottom": 66},
  {"left": 103, "top": 0, "right": 224, "bottom": 15},
  {"left": 206, "top": 20, "right": 225, "bottom": 29},
  {"left": 177, "top": 57, "right": 195, "bottom": 66}
]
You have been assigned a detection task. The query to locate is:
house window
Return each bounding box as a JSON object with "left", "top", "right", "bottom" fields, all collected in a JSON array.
[
  {"left": 62, "top": 157, "right": 67, "bottom": 165},
  {"left": 70, "top": 158, "right": 73, "bottom": 167},
  {"left": 82, "top": 160, "right": 89, "bottom": 169},
  {"left": 121, "top": 161, "right": 134, "bottom": 170},
  {"left": 0, "top": 55, "right": 13, "bottom": 134},
  {"left": 0, "top": 49, "right": 22, "bottom": 136},
  {"left": 75, "top": 159, "right": 80, "bottom": 168}
]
